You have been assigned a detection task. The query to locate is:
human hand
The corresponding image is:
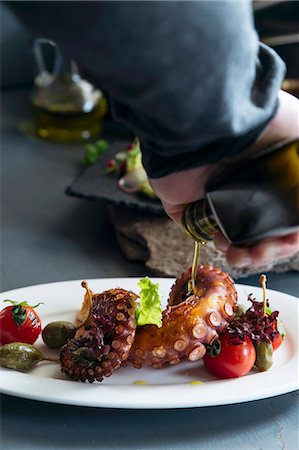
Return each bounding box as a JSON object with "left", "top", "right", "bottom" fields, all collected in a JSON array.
[{"left": 149, "top": 90, "right": 299, "bottom": 268}]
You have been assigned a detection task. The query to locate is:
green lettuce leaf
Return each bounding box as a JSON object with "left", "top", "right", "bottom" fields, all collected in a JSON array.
[{"left": 135, "top": 277, "right": 162, "bottom": 327}]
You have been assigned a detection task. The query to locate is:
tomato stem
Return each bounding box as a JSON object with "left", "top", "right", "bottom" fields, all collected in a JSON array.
[{"left": 3, "top": 299, "right": 43, "bottom": 309}]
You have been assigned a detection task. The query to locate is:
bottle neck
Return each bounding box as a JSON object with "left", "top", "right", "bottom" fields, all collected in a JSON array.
[{"left": 182, "top": 199, "right": 219, "bottom": 242}]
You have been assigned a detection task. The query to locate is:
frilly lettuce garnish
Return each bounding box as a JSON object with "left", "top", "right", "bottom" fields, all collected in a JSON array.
[
  {"left": 114, "top": 139, "right": 157, "bottom": 199},
  {"left": 123, "top": 139, "right": 157, "bottom": 199},
  {"left": 135, "top": 277, "right": 162, "bottom": 327}
]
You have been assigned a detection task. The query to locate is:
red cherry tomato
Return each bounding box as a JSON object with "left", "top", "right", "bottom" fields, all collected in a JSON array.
[
  {"left": 271, "top": 320, "right": 284, "bottom": 351},
  {"left": 203, "top": 332, "right": 256, "bottom": 378},
  {"left": 272, "top": 332, "right": 283, "bottom": 351},
  {"left": 0, "top": 300, "right": 42, "bottom": 345}
]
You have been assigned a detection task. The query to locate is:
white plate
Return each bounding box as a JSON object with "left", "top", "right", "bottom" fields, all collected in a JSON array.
[{"left": 0, "top": 278, "right": 298, "bottom": 409}]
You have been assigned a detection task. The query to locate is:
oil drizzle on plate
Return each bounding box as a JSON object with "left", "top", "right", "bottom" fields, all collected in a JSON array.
[{"left": 133, "top": 380, "right": 149, "bottom": 385}]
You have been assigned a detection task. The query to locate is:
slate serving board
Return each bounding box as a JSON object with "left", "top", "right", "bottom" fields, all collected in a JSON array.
[{"left": 66, "top": 142, "right": 165, "bottom": 215}]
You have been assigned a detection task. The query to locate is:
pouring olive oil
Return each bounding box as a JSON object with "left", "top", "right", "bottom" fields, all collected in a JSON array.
[
  {"left": 182, "top": 138, "right": 299, "bottom": 247},
  {"left": 188, "top": 241, "right": 206, "bottom": 295}
]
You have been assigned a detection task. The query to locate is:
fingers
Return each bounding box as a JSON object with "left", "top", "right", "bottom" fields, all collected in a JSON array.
[
  {"left": 215, "top": 232, "right": 299, "bottom": 268},
  {"left": 214, "top": 231, "right": 230, "bottom": 253},
  {"left": 247, "top": 232, "right": 299, "bottom": 267},
  {"left": 159, "top": 199, "right": 186, "bottom": 225}
]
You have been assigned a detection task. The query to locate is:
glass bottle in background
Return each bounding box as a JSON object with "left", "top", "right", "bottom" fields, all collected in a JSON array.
[
  {"left": 32, "top": 38, "right": 107, "bottom": 142},
  {"left": 182, "top": 138, "right": 299, "bottom": 247}
]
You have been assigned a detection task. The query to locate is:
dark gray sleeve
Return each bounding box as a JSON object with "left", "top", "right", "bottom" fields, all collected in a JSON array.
[{"left": 10, "top": 1, "right": 285, "bottom": 178}]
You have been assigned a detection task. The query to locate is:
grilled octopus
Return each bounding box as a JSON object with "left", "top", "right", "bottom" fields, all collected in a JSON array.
[
  {"left": 60, "top": 288, "right": 137, "bottom": 382},
  {"left": 60, "top": 265, "right": 237, "bottom": 381},
  {"left": 128, "top": 265, "right": 238, "bottom": 368}
]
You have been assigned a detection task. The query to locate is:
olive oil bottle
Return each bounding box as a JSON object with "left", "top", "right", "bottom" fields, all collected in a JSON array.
[
  {"left": 182, "top": 138, "right": 299, "bottom": 246},
  {"left": 33, "top": 93, "right": 107, "bottom": 142},
  {"left": 32, "top": 38, "right": 107, "bottom": 142}
]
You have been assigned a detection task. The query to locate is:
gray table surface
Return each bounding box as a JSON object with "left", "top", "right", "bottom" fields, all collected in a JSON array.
[{"left": 1, "top": 88, "right": 298, "bottom": 450}]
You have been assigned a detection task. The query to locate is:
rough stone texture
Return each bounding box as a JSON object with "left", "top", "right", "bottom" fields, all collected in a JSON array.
[{"left": 109, "top": 205, "right": 299, "bottom": 279}]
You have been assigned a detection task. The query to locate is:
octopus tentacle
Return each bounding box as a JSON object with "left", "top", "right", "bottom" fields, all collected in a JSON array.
[
  {"left": 128, "top": 265, "right": 238, "bottom": 368},
  {"left": 60, "top": 288, "right": 137, "bottom": 382}
]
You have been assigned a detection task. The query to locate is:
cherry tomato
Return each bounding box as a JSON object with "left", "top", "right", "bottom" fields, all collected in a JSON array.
[
  {"left": 203, "top": 332, "right": 256, "bottom": 378},
  {"left": 272, "top": 333, "right": 283, "bottom": 351},
  {"left": 271, "top": 320, "right": 284, "bottom": 351},
  {"left": 0, "top": 300, "right": 42, "bottom": 345}
]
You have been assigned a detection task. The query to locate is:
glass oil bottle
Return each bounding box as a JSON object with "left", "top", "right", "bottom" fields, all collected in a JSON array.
[{"left": 32, "top": 38, "right": 107, "bottom": 142}]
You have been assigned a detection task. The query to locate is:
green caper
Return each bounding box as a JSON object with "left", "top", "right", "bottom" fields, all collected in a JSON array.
[
  {"left": 42, "top": 321, "right": 77, "bottom": 349},
  {"left": 0, "top": 342, "right": 48, "bottom": 371},
  {"left": 255, "top": 341, "right": 273, "bottom": 371},
  {"left": 235, "top": 305, "right": 247, "bottom": 318}
]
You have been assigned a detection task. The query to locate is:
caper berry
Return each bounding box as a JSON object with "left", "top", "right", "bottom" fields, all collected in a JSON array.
[
  {"left": 235, "top": 305, "right": 247, "bottom": 318},
  {"left": 0, "top": 342, "right": 45, "bottom": 371},
  {"left": 255, "top": 341, "right": 273, "bottom": 371},
  {"left": 42, "top": 321, "right": 77, "bottom": 349}
]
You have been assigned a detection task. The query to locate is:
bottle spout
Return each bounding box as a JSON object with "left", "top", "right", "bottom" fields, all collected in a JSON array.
[{"left": 181, "top": 199, "right": 218, "bottom": 242}]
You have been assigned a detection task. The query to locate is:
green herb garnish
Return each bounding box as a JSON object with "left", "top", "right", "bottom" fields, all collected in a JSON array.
[{"left": 84, "top": 139, "right": 109, "bottom": 166}]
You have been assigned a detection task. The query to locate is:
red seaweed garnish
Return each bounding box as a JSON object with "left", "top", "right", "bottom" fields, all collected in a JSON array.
[{"left": 227, "top": 294, "right": 280, "bottom": 345}]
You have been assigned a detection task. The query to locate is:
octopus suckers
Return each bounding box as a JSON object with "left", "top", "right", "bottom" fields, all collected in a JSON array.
[
  {"left": 173, "top": 339, "right": 187, "bottom": 352},
  {"left": 169, "top": 357, "right": 180, "bottom": 365},
  {"left": 224, "top": 302, "right": 234, "bottom": 317},
  {"left": 207, "top": 330, "right": 219, "bottom": 345},
  {"left": 153, "top": 362, "right": 163, "bottom": 369},
  {"left": 116, "top": 303, "right": 126, "bottom": 310},
  {"left": 133, "top": 362, "right": 142, "bottom": 369},
  {"left": 188, "top": 344, "right": 206, "bottom": 361},
  {"left": 192, "top": 322, "right": 207, "bottom": 339},
  {"left": 115, "top": 325, "right": 124, "bottom": 334},
  {"left": 113, "top": 363, "right": 121, "bottom": 370},
  {"left": 116, "top": 312, "right": 126, "bottom": 321},
  {"left": 126, "top": 335, "right": 135, "bottom": 345},
  {"left": 152, "top": 346, "right": 166, "bottom": 358},
  {"left": 112, "top": 340, "right": 121, "bottom": 350},
  {"left": 128, "top": 320, "right": 135, "bottom": 329},
  {"left": 135, "top": 348, "right": 145, "bottom": 357},
  {"left": 208, "top": 311, "right": 222, "bottom": 327},
  {"left": 105, "top": 371, "right": 113, "bottom": 377},
  {"left": 74, "top": 367, "right": 81, "bottom": 377}
]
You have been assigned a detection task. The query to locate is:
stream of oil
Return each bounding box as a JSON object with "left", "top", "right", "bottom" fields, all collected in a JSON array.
[{"left": 188, "top": 241, "right": 205, "bottom": 294}]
